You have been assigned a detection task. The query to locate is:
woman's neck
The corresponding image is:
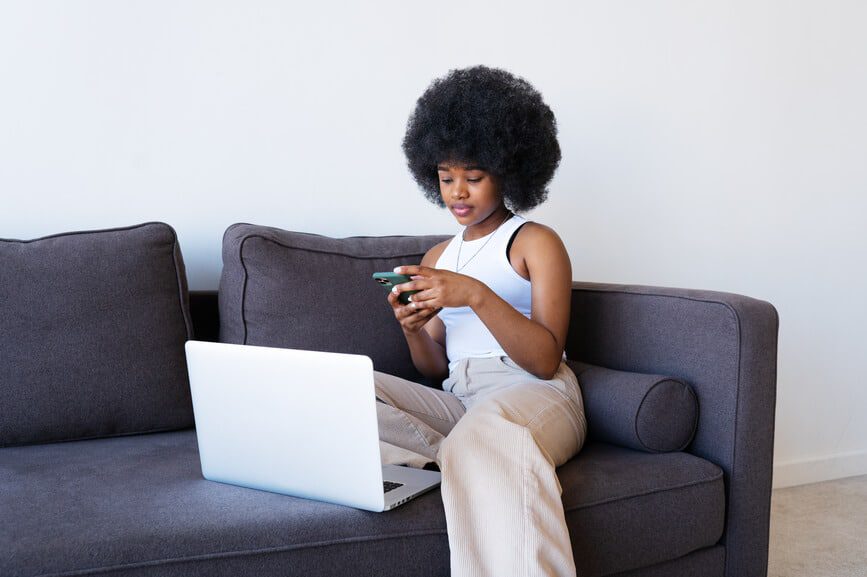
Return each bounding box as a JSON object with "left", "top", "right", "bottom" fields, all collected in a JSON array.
[{"left": 462, "top": 207, "right": 513, "bottom": 241}]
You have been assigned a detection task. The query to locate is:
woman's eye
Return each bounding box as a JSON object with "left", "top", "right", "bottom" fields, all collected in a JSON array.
[{"left": 439, "top": 177, "right": 482, "bottom": 184}]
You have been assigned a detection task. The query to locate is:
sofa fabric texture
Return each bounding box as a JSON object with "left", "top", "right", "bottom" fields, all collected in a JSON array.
[
  {"left": 607, "top": 546, "right": 725, "bottom": 577},
  {"left": 568, "top": 360, "right": 699, "bottom": 452},
  {"left": 219, "top": 223, "right": 450, "bottom": 385},
  {"left": 0, "top": 223, "right": 779, "bottom": 577},
  {"left": 567, "top": 282, "right": 779, "bottom": 577},
  {"left": 0, "top": 431, "right": 724, "bottom": 577},
  {"left": 0, "top": 222, "right": 194, "bottom": 446}
]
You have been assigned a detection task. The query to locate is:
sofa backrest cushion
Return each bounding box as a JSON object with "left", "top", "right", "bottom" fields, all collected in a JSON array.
[
  {"left": 567, "top": 360, "right": 699, "bottom": 452},
  {"left": 220, "top": 223, "right": 449, "bottom": 385},
  {"left": 0, "top": 222, "right": 194, "bottom": 447}
]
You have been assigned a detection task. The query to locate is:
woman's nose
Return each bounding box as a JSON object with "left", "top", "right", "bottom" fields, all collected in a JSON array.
[{"left": 451, "top": 181, "right": 468, "bottom": 198}]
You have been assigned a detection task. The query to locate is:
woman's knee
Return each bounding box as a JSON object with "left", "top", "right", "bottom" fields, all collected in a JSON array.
[
  {"left": 441, "top": 394, "right": 584, "bottom": 470},
  {"left": 438, "top": 404, "right": 526, "bottom": 468}
]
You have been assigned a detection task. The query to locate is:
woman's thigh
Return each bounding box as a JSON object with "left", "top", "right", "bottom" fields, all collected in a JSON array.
[
  {"left": 446, "top": 356, "right": 583, "bottom": 409},
  {"left": 446, "top": 357, "right": 587, "bottom": 465},
  {"left": 456, "top": 381, "right": 586, "bottom": 467},
  {"left": 373, "top": 371, "right": 466, "bottom": 437}
]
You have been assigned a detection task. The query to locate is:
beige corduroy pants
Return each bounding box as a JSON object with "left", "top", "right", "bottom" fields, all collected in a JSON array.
[{"left": 374, "top": 355, "right": 587, "bottom": 577}]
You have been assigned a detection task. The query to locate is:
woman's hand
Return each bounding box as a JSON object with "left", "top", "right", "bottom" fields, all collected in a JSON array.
[
  {"left": 387, "top": 285, "right": 442, "bottom": 334},
  {"left": 392, "top": 265, "right": 487, "bottom": 311}
]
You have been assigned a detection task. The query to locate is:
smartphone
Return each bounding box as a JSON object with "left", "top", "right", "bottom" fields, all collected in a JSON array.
[{"left": 372, "top": 272, "right": 419, "bottom": 305}]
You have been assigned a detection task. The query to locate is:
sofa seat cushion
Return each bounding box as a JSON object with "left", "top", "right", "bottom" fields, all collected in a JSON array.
[
  {"left": 1, "top": 433, "right": 724, "bottom": 577},
  {"left": 0, "top": 430, "right": 450, "bottom": 577},
  {"left": 561, "top": 442, "right": 726, "bottom": 577}
]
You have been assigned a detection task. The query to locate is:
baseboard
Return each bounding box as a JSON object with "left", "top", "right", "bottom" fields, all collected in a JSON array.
[{"left": 773, "top": 449, "right": 867, "bottom": 489}]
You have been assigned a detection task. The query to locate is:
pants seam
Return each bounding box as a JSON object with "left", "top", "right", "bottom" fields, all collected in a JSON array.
[
  {"left": 402, "top": 406, "right": 460, "bottom": 424},
  {"left": 522, "top": 426, "right": 530, "bottom": 577},
  {"left": 525, "top": 402, "right": 558, "bottom": 429},
  {"left": 402, "top": 412, "right": 434, "bottom": 450}
]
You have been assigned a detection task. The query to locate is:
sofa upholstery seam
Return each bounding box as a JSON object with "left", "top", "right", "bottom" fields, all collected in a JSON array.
[
  {"left": 0, "top": 426, "right": 194, "bottom": 449},
  {"left": 0, "top": 221, "right": 156, "bottom": 244},
  {"left": 168, "top": 225, "right": 193, "bottom": 340},
  {"left": 227, "top": 223, "right": 446, "bottom": 244},
  {"left": 564, "top": 470, "right": 724, "bottom": 512},
  {"left": 683, "top": 384, "right": 700, "bottom": 453},
  {"left": 238, "top": 235, "right": 253, "bottom": 345},
  {"left": 234, "top": 232, "right": 437, "bottom": 345},
  {"left": 725, "top": 297, "right": 743, "bottom": 576},
  {"left": 232, "top": 231, "right": 442, "bottom": 260},
  {"left": 28, "top": 529, "right": 448, "bottom": 577},
  {"left": 633, "top": 377, "right": 684, "bottom": 452},
  {"left": 633, "top": 377, "right": 699, "bottom": 453}
]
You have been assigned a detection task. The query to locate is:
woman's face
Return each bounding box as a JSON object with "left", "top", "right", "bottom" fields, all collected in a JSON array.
[{"left": 437, "top": 162, "right": 508, "bottom": 229}]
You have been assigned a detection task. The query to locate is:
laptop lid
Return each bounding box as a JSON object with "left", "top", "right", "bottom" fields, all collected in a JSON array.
[{"left": 185, "top": 340, "right": 389, "bottom": 511}]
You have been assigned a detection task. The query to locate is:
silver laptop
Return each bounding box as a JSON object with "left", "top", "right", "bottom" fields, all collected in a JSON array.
[{"left": 184, "top": 340, "right": 441, "bottom": 512}]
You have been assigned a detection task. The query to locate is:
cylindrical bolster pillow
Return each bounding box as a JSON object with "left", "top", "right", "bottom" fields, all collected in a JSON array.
[{"left": 567, "top": 360, "right": 699, "bottom": 453}]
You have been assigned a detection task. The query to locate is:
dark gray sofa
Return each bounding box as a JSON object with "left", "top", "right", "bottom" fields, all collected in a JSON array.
[{"left": 0, "top": 222, "right": 778, "bottom": 577}]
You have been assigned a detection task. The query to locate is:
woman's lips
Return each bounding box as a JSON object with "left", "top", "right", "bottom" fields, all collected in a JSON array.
[{"left": 452, "top": 205, "right": 472, "bottom": 217}]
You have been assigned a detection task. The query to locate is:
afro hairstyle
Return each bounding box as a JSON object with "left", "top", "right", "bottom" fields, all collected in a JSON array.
[{"left": 402, "top": 65, "right": 561, "bottom": 213}]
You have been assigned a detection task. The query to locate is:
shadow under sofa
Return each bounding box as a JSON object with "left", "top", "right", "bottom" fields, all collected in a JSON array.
[{"left": 0, "top": 222, "right": 778, "bottom": 577}]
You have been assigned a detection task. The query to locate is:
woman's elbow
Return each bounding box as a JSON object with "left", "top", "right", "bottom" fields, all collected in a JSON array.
[{"left": 530, "top": 359, "right": 561, "bottom": 381}]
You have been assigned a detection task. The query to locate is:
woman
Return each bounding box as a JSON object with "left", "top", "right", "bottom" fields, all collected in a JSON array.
[{"left": 374, "top": 65, "right": 587, "bottom": 577}]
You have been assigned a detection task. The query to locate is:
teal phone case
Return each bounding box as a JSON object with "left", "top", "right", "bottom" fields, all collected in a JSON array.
[{"left": 372, "top": 272, "right": 419, "bottom": 305}]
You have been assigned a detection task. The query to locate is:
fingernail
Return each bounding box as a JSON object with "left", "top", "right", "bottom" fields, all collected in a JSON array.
[{"left": 393, "top": 266, "right": 401, "bottom": 273}]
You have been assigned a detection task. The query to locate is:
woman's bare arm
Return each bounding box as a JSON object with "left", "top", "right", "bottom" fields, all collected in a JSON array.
[
  {"left": 387, "top": 241, "right": 450, "bottom": 381},
  {"left": 469, "top": 223, "right": 571, "bottom": 379},
  {"left": 396, "top": 223, "right": 571, "bottom": 380}
]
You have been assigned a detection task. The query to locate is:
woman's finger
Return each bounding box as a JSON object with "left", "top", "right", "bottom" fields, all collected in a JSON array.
[
  {"left": 387, "top": 290, "right": 401, "bottom": 309},
  {"left": 394, "top": 265, "right": 435, "bottom": 277},
  {"left": 408, "top": 290, "right": 440, "bottom": 309},
  {"left": 403, "top": 309, "right": 436, "bottom": 330},
  {"left": 394, "top": 279, "right": 431, "bottom": 294},
  {"left": 390, "top": 292, "right": 414, "bottom": 316},
  {"left": 414, "top": 299, "right": 437, "bottom": 310},
  {"left": 407, "top": 287, "right": 436, "bottom": 303}
]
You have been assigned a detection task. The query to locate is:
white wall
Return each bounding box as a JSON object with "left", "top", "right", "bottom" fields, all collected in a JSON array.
[{"left": 1, "top": 1, "right": 865, "bottom": 488}]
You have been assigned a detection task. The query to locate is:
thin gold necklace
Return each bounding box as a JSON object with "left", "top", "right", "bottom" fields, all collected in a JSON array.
[{"left": 455, "top": 212, "right": 513, "bottom": 273}]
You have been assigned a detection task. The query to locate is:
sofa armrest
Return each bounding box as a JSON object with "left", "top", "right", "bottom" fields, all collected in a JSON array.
[{"left": 566, "top": 282, "right": 778, "bottom": 577}]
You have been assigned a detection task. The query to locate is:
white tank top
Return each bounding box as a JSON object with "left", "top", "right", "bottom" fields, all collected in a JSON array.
[{"left": 435, "top": 214, "right": 532, "bottom": 372}]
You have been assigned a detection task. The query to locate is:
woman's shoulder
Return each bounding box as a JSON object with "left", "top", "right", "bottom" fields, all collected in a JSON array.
[
  {"left": 513, "top": 220, "right": 565, "bottom": 248},
  {"left": 510, "top": 220, "right": 570, "bottom": 274},
  {"left": 421, "top": 238, "right": 453, "bottom": 267}
]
